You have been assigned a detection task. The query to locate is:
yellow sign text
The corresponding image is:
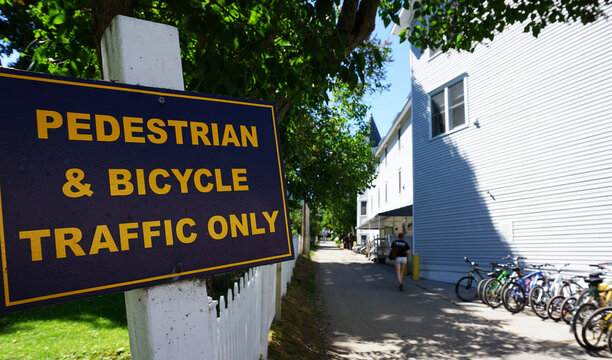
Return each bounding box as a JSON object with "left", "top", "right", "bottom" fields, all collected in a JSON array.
[
  {"left": 107, "top": 168, "right": 249, "bottom": 196},
  {"left": 36, "top": 109, "right": 258, "bottom": 147},
  {"left": 19, "top": 218, "right": 197, "bottom": 261}
]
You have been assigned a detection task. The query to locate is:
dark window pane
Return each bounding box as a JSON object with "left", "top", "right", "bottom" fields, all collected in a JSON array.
[
  {"left": 431, "top": 92, "right": 445, "bottom": 137},
  {"left": 449, "top": 81, "right": 465, "bottom": 129},
  {"left": 398, "top": 170, "right": 402, "bottom": 193},
  {"left": 450, "top": 105, "right": 465, "bottom": 129},
  {"left": 449, "top": 81, "right": 464, "bottom": 104}
]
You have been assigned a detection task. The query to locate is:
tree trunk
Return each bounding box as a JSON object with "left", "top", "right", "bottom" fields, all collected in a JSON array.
[{"left": 91, "top": 0, "right": 139, "bottom": 75}]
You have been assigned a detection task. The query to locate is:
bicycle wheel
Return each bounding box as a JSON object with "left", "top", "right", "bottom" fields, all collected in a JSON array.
[
  {"left": 607, "top": 326, "right": 612, "bottom": 354},
  {"left": 547, "top": 295, "right": 565, "bottom": 321},
  {"left": 577, "top": 290, "right": 594, "bottom": 306},
  {"left": 561, "top": 296, "right": 578, "bottom": 324},
  {"left": 455, "top": 276, "right": 479, "bottom": 301},
  {"left": 503, "top": 283, "right": 526, "bottom": 313},
  {"left": 572, "top": 303, "right": 597, "bottom": 349},
  {"left": 582, "top": 306, "right": 612, "bottom": 351},
  {"left": 529, "top": 285, "right": 551, "bottom": 319},
  {"left": 484, "top": 279, "right": 503, "bottom": 308},
  {"left": 478, "top": 278, "right": 489, "bottom": 304},
  {"left": 559, "top": 283, "right": 572, "bottom": 298}
]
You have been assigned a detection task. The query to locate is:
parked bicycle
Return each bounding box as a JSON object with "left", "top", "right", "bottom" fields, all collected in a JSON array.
[
  {"left": 502, "top": 263, "right": 551, "bottom": 313},
  {"left": 528, "top": 263, "right": 571, "bottom": 319},
  {"left": 483, "top": 256, "right": 525, "bottom": 308},
  {"left": 582, "top": 305, "right": 612, "bottom": 351},
  {"left": 455, "top": 257, "right": 500, "bottom": 302},
  {"left": 571, "top": 263, "right": 612, "bottom": 350},
  {"left": 546, "top": 275, "right": 586, "bottom": 322}
]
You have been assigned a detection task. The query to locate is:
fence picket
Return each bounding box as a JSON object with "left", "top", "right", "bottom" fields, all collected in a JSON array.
[{"left": 211, "top": 235, "right": 302, "bottom": 359}]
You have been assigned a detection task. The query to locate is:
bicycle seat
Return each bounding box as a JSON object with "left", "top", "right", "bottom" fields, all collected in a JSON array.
[{"left": 587, "top": 273, "right": 604, "bottom": 285}]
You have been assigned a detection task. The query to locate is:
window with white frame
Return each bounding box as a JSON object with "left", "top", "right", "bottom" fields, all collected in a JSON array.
[
  {"left": 398, "top": 169, "right": 402, "bottom": 194},
  {"left": 431, "top": 77, "right": 467, "bottom": 138},
  {"left": 384, "top": 147, "right": 388, "bottom": 166},
  {"left": 385, "top": 183, "right": 388, "bottom": 203},
  {"left": 397, "top": 128, "right": 401, "bottom": 150},
  {"left": 360, "top": 201, "right": 367, "bottom": 216}
]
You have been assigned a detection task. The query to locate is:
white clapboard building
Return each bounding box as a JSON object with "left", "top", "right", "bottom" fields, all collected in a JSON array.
[
  {"left": 356, "top": 100, "right": 413, "bottom": 255},
  {"left": 376, "top": 7, "right": 612, "bottom": 282}
]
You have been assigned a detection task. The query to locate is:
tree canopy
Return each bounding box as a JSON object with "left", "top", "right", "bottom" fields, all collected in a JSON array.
[
  {"left": 0, "top": 0, "right": 388, "bottom": 229},
  {"left": 380, "top": 0, "right": 610, "bottom": 52},
  {"left": 1, "top": 0, "right": 606, "bottom": 231}
]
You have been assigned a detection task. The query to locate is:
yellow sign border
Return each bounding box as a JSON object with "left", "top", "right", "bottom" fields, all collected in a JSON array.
[{"left": 0, "top": 71, "right": 293, "bottom": 307}]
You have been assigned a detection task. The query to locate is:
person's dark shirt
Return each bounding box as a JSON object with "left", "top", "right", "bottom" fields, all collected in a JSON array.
[{"left": 391, "top": 240, "right": 410, "bottom": 257}]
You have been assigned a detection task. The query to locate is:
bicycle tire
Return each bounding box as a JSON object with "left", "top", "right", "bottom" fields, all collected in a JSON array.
[
  {"left": 478, "top": 278, "right": 489, "bottom": 304},
  {"left": 484, "top": 279, "right": 503, "bottom": 308},
  {"left": 572, "top": 303, "right": 597, "bottom": 349},
  {"left": 577, "top": 290, "right": 594, "bottom": 306},
  {"left": 529, "top": 285, "right": 551, "bottom": 319},
  {"left": 607, "top": 325, "right": 612, "bottom": 354},
  {"left": 455, "top": 276, "right": 479, "bottom": 302},
  {"left": 547, "top": 295, "right": 565, "bottom": 322},
  {"left": 581, "top": 306, "right": 612, "bottom": 351},
  {"left": 559, "top": 283, "right": 572, "bottom": 298},
  {"left": 482, "top": 279, "right": 494, "bottom": 307},
  {"left": 561, "top": 296, "right": 578, "bottom": 324},
  {"left": 503, "top": 283, "right": 526, "bottom": 313}
]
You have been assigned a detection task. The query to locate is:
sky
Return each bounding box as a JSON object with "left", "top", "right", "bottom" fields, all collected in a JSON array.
[
  {"left": 0, "top": 47, "right": 18, "bottom": 67},
  {"left": 364, "top": 17, "right": 412, "bottom": 138},
  {"left": 0, "top": 17, "right": 411, "bottom": 138}
]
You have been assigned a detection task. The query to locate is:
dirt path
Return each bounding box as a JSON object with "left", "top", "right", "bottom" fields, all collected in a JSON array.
[{"left": 312, "top": 241, "right": 607, "bottom": 359}]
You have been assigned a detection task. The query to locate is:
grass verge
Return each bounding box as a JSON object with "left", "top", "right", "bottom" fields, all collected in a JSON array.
[
  {"left": 267, "top": 252, "right": 327, "bottom": 360},
  {"left": 1, "top": 255, "right": 324, "bottom": 359},
  {"left": 0, "top": 293, "right": 129, "bottom": 360}
]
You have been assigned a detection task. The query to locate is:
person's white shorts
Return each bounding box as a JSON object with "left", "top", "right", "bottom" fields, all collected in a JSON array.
[{"left": 395, "top": 256, "right": 407, "bottom": 264}]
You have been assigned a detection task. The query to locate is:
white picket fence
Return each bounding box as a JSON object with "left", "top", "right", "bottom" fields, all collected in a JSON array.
[{"left": 207, "top": 234, "right": 303, "bottom": 360}]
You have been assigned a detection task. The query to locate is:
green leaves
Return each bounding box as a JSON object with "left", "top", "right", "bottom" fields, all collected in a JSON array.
[
  {"left": 1, "top": 0, "right": 388, "bottom": 230},
  {"left": 51, "top": 12, "right": 65, "bottom": 24},
  {"left": 380, "top": 0, "right": 607, "bottom": 53}
]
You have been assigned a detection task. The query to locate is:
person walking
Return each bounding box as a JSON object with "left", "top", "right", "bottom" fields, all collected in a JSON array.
[{"left": 391, "top": 233, "right": 410, "bottom": 291}]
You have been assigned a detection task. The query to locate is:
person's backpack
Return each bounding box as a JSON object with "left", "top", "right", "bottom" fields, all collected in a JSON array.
[{"left": 389, "top": 245, "right": 399, "bottom": 260}]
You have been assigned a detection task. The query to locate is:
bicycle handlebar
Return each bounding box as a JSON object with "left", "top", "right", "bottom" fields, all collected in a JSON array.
[
  {"left": 589, "top": 263, "right": 612, "bottom": 270},
  {"left": 463, "top": 257, "right": 478, "bottom": 266}
]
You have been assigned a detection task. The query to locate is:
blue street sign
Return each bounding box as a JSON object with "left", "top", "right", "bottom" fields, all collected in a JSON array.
[{"left": 0, "top": 68, "right": 293, "bottom": 312}]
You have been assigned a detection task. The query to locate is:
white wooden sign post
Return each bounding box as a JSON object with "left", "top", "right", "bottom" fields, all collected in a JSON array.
[{"left": 100, "top": 16, "right": 217, "bottom": 360}]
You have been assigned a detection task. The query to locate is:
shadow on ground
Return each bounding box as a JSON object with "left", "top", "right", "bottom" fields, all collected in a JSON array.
[{"left": 315, "top": 244, "right": 608, "bottom": 360}]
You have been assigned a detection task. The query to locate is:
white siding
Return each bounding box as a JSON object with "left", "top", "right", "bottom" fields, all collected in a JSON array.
[
  {"left": 411, "top": 12, "right": 612, "bottom": 282},
  {"left": 356, "top": 103, "right": 413, "bottom": 239},
  {"left": 374, "top": 119, "right": 413, "bottom": 216}
]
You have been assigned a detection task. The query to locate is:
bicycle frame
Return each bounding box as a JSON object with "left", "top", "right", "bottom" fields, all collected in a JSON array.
[
  {"left": 510, "top": 270, "right": 543, "bottom": 300},
  {"left": 548, "top": 264, "right": 570, "bottom": 296},
  {"left": 598, "top": 285, "right": 612, "bottom": 306}
]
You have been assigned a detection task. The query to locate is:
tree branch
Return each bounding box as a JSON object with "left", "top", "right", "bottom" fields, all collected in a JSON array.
[
  {"left": 349, "top": 0, "right": 380, "bottom": 51},
  {"left": 336, "top": 0, "right": 380, "bottom": 53},
  {"left": 336, "top": 0, "right": 360, "bottom": 38}
]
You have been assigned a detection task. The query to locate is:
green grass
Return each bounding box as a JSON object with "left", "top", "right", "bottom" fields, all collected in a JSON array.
[
  {"left": 0, "top": 262, "right": 322, "bottom": 360},
  {"left": 0, "top": 293, "right": 129, "bottom": 360}
]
